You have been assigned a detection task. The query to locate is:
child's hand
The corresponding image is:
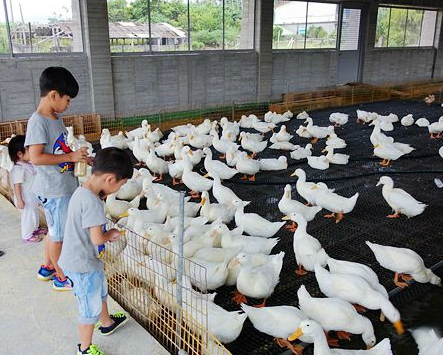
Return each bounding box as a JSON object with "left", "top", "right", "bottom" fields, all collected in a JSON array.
[
  {"left": 107, "top": 229, "right": 121, "bottom": 242},
  {"left": 69, "top": 147, "right": 88, "bottom": 163},
  {"left": 16, "top": 199, "right": 25, "bottom": 209}
]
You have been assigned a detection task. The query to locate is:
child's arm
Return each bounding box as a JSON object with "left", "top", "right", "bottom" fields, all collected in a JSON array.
[
  {"left": 13, "top": 183, "right": 25, "bottom": 209},
  {"left": 28, "top": 144, "right": 88, "bottom": 166},
  {"left": 89, "top": 226, "right": 121, "bottom": 246}
]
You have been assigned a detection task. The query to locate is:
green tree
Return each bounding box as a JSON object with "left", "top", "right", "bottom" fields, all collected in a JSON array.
[
  {"left": 107, "top": 0, "right": 131, "bottom": 22},
  {"left": 306, "top": 25, "right": 327, "bottom": 39}
]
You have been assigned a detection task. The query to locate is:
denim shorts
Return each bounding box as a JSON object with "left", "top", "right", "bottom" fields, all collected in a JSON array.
[
  {"left": 37, "top": 195, "right": 71, "bottom": 242},
  {"left": 66, "top": 270, "right": 108, "bottom": 324}
]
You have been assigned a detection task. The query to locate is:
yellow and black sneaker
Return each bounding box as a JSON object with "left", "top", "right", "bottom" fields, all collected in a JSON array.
[
  {"left": 98, "top": 313, "right": 128, "bottom": 336},
  {"left": 77, "top": 344, "right": 105, "bottom": 355}
]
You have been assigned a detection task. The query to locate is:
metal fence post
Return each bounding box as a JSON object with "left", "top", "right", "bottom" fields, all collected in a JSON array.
[
  {"left": 158, "top": 110, "right": 162, "bottom": 130},
  {"left": 175, "top": 191, "right": 185, "bottom": 349}
]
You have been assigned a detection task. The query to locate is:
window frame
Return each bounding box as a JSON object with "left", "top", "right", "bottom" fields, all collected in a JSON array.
[
  {"left": 272, "top": 0, "right": 340, "bottom": 52},
  {"left": 0, "top": 0, "right": 85, "bottom": 57},
  {"left": 374, "top": 5, "right": 439, "bottom": 50},
  {"left": 108, "top": 0, "right": 256, "bottom": 55}
]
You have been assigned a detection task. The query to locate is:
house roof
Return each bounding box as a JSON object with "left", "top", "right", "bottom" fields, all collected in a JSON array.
[{"left": 109, "top": 21, "right": 186, "bottom": 39}]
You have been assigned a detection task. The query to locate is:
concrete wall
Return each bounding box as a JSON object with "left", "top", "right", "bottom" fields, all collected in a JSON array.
[
  {"left": 271, "top": 50, "right": 338, "bottom": 101},
  {"left": 111, "top": 52, "right": 258, "bottom": 114},
  {"left": 0, "top": 55, "right": 92, "bottom": 121}
]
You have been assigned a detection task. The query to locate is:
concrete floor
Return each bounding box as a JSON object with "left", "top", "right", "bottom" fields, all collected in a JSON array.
[{"left": 0, "top": 194, "right": 170, "bottom": 355}]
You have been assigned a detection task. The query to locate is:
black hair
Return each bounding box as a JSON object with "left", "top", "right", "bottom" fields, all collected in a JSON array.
[
  {"left": 39, "top": 67, "right": 79, "bottom": 98},
  {"left": 92, "top": 147, "right": 133, "bottom": 181},
  {"left": 8, "top": 135, "right": 26, "bottom": 164}
]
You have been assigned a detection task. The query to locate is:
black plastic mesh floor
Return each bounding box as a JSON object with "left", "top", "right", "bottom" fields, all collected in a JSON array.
[{"left": 124, "top": 99, "right": 443, "bottom": 355}]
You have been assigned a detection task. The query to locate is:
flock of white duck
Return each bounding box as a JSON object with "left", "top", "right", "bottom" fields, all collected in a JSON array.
[{"left": 1, "top": 105, "right": 443, "bottom": 355}]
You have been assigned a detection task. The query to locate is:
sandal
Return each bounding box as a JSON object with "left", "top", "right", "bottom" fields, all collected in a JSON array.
[
  {"left": 24, "top": 235, "right": 43, "bottom": 243},
  {"left": 33, "top": 228, "right": 48, "bottom": 236}
]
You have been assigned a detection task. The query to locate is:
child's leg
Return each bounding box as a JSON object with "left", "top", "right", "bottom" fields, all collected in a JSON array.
[
  {"left": 21, "top": 193, "right": 40, "bottom": 240},
  {"left": 99, "top": 301, "right": 114, "bottom": 328},
  {"left": 79, "top": 324, "right": 95, "bottom": 352},
  {"left": 44, "top": 236, "right": 52, "bottom": 266},
  {"left": 49, "top": 241, "right": 65, "bottom": 279}
]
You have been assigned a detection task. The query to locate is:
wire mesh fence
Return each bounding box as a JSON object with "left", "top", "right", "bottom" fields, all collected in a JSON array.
[{"left": 103, "top": 218, "right": 232, "bottom": 355}]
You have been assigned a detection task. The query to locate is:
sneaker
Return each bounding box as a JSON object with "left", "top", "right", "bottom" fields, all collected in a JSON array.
[
  {"left": 37, "top": 265, "right": 56, "bottom": 281},
  {"left": 52, "top": 276, "right": 73, "bottom": 291},
  {"left": 77, "top": 344, "right": 105, "bottom": 355},
  {"left": 0, "top": 250, "right": 4, "bottom": 257},
  {"left": 98, "top": 313, "right": 128, "bottom": 335}
]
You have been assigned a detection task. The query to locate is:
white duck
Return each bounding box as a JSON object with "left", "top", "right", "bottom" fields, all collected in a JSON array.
[
  {"left": 305, "top": 117, "right": 331, "bottom": 143},
  {"left": 296, "top": 125, "right": 312, "bottom": 139},
  {"left": 182, "top": 154, "right": 213, "bottom": 198},
  {"left": 269, "top": 140, "right": 299, "bottom": 151},
  {"left": 206, "top": 302, "right": 247, "bottom": 344},
  {"left": 218, "top": 225, "right": 279, "bottom": 255},
  {"left": 264, "top": 111, "right": 290, "bottom": 124},
  {"left": 241, "top": 303, "right": 310, "bottom": 354},
  {"left": 182, "top": 146, "right": 204, "bottom": 167},
  {"left": 188, "top": 259, "right": 228, "bottom": 292},
  {"left": 125, "top": 120, "right": 149, "bottom": 140},
  {"left": 195, "top": 119, "right": 213, "bottom": 135},
  {"left": 327, "top": 257, "right": 388, "bottom": 299},
  {"left": 188, "top": 132, "right": 212, "bottom": 149},
  {"left": 415, "top": 118, "right": 430, "bottom": 127},
  {"left": 200, "top": 190, "right": 235, "bottom": 224},
  {"left": 211, "top": 130, "right": 239, "bottom": 159},
  {"left": 279, "top": 185, "right": 322, "bottom": 229},
  {"left": 235, "top": 152, "right": 260, "bottom": 182},
  {"left": 205, "top": 171, "right": 240, "bottom": 206},
  {"left": 373, "top": 142, "right": 405, "bottom": 166},
  {"left": 145, "top": 149, "right": 169, "bottom": 181},
  {"left": 239, "top": 114, "right": 259, "bottom": 128},
  {"left": 282, "top": 213, "right": 328, "bottom": 275},
  {"left": 220, "top": 117, "right": 240, "bottom": 138},
  {"left": 233, "top": 200, "right": 285, "bottom": 238},
  {"left": 297, "top": 285, "right": 376, "bottom": 349},
  {"left": 239, "top": 131, "right": 267, "bottom": 157},
  {"left": 258, "top": 156, "right": 287, "bottom": 171},
  {"left": 290, "top": 144, "right": 313, "bottom": 160},
  {"left": 322, "top": 146, "right": 350, "bottom": 165},
  {"left": 226, "top": 252, "right": 284, "bottom": 287},
  {"left": 329, "top": 112, "right": 349, "bottom": 126},
  {"left": 172, "top": 123, "right": 194, "bottom": 136},
  {"left": 314, "top": 189, "right": 359, "bottom": 223},
  {"left": 252, "top": 121, "right": 275, "bottom": 134},
  {"left": 288, "top": 320, "right": 393, "bottom": 355},
  {"left": 290, "top": 168, "right": 333, "bottom": 206},
  {"left": 203, "top": 147, "right": 238, "bottom": 180},
  {"left": 116, "top": 170, "right": 143, "bottom": 201},
  {"left": 376, "top": 176, "right": 426, "bottom": 218},
  {"left": 356, "top": 110, "right": 377, "bottom": 124},
  {"left": 168, "top": 159, "right": 185, "bottom": 185},
  {"left": 401, "top": 114, "right": 414, "bottom": 127},
  {"left": 230, "top": 251, "right": 283, "bottom": 307},
  {"left": 307, "top": 155, "right": 330, "bottom": 170},
  {"left": 105, "top": 193, "right": 141, "bottom": 219},
  {"left": 314, "top": 264, "right": 404, "bottom": 335},
  {"left": 274, "top": 125, "right": 293, "bottom": 142},
  {"left": 427, "top": 116, "right": 443, "bottom": 138},
  {"left": 296, "top": 111, "right": 310, "bottom": 120},
  {"left": 326, "top": 134, "right": 347, "bottom": 149},
  {"left": 439, "top": 146, "right": 443, "bottom": 159},
  {"left": 366, "top": 241, "right": 441, "bottom": 288},
  {"left": 411, "top": 327, "right": 443, "bottom": 355},
  {"left": 226, "top": 146, "right": 242, "bottom": 167}
]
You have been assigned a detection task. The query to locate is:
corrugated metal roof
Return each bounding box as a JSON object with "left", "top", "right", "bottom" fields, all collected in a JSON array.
[{"left": 109, "top": 22, "right": 186, "bottom": 39}]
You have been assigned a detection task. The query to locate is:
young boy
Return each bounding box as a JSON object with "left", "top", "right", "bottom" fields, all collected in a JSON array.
[
  {"left": 8, "top": 135, "right": 46, "bottom": 242},
  {"left": 25, "top": 67, "right": 88, "bottom": 290},
  {"left": 58, "top": 147, "right": 133, "bottom": 355}
]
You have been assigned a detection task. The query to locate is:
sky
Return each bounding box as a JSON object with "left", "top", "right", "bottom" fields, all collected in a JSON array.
[{"left": 1, "top": 0, "right": 73, "bottom": 23}]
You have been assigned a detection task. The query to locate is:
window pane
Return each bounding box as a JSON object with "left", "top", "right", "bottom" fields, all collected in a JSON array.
[
  {"left": 375, "top": 7, "right": 390, "bottom": 48},
  {"left": 340, "top": 8, "right": 361, "bottom": 51},
  {"left": 7, "top": 0, "right": 82, "bottom": 53},
  {"left": 225, "top": 0, "right": 253, "bottom": 49},
  {"left": 0, "top": 3, "right": 9, "bottom": 54},
  {"left": 405, "top": 9, "right": 423, "bottom": 47},
  {"left": 150, "top": 0, "right": 188, "bottom": 52},
  {"left": 273, "top": 1, "right": 307, "bottom": 49},
  {"left": 305, "top": 2, "right": 338, "bottom": 49},
  {"left": 387, "top": 8, "right": 407, "bottom": 47},
  {"left": 190, "top": 0, "right": 222, "bottom": 50},
  {"left": 420, "top": 10, "right": 437, "bottom": 47}
]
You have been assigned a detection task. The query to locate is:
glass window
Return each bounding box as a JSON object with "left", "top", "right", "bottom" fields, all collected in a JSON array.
[
  {"left": 6, "top": 0, "right": 82, "bottom": 53},
  {"left": 375, "top": 6, "right": 437, "bottom": 48},
  {"left": 387, "top": 8, "right": 407, "bottom": 47},
  {"left": 0, "top": 3, "right": 9, "bottom": 54},
  {"left": 273, "top": 1, "right": 338, "bottom": 50},
  {"left": 340, "top": 8, "right": 361, "bottom": 51},
  {"left": 405, "top": 9, "right": 423, "bottom": 47},
  {"left": 150, "top": 0, "right": 188, "bottom": 52},
  {"left": 225, "top": 0, "right": 253, "bottom": 50},
  {"left": 190, "top": 0, "right": 223, "bottom": 50}
]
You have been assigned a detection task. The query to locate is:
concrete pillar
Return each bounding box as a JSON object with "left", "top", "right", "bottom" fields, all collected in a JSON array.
[
  {"left": 432, "top": 11, "right": 443, "bottom": 79},
  {"left": 80, "top": 0, "right": 115, "bottom": 115},
  {"left": 239, "top": 0, "right": 255, "bottom": 49},
  {"left": 255, "top": 0, "right": 273, "bottom": 102},
  {"left": 71, "top": 0, "right": 83, "bottom": 52}
]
